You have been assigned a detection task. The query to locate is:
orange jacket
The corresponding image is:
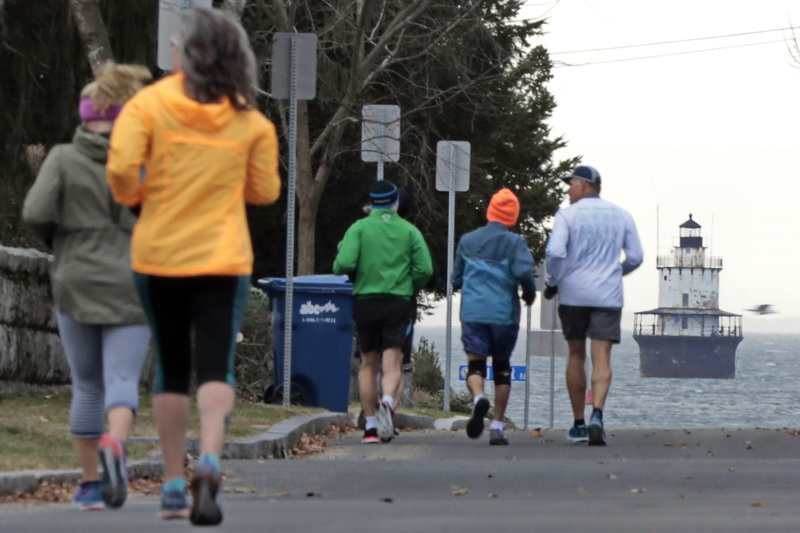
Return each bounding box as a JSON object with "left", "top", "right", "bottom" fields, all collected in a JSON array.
[{"left": 107, "top": 74, "right": 280, "bottom": 277}]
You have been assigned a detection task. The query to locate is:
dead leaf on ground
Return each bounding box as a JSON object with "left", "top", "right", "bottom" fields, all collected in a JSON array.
[
  {"left": 751, "top": 501, "right": 767, "bottom": 507},
  {"left": 451, "top": 487, "right": 469, "bottom": 496}
]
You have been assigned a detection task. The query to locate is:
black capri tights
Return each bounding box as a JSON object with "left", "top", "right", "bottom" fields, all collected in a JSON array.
[{"left": 134, "top": 274, "right": 250, "bottom": 394}]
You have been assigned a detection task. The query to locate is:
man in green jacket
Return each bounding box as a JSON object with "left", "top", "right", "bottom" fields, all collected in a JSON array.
[{"left": 333, "top": 180, "right": 433, "bottom": 443}]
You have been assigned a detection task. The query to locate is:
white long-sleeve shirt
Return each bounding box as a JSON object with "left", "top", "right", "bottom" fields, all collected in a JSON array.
[{"left": 545, "top": 195, "right": 643, "bottom": 308}]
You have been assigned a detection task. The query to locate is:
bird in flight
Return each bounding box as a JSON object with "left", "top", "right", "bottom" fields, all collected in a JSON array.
[{"left": 745, "top": 304, "right": 776, "bottom": 315}]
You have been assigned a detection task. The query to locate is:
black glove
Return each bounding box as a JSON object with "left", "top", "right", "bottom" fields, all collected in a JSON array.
[
  {"left": 522, "top": 291, "right": 535, "bottom": 307},
  {"left": 543, "top": 284, "right": 558, "bottom": 300}
]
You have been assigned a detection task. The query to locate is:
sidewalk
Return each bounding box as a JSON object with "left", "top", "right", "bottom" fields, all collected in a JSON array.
[{"left": 0, "top": 410, "right": 446, "bottom": 496}]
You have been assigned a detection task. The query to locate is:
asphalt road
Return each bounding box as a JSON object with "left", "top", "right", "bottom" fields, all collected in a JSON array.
[{"left": 2, "top": 427, "right": 800, "bottom": 532}]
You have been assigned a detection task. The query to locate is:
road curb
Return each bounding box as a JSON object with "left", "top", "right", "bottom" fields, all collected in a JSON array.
[{"left": 0, "top": 411, "right": 349, "bottom": 496}]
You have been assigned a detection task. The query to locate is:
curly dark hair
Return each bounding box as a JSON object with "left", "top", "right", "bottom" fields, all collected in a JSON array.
[{"left": 178, "top": 8, "right": 258, "bottom": 110}]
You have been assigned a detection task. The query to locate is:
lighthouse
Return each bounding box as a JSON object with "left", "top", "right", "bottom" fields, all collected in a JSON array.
[{"left": 632, "top": 215, "right": 743, "bottom": 378}]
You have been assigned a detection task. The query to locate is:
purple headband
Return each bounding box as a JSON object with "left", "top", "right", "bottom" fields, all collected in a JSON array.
[{"left": 79, "top": 98, "right": 123, "bottom": 122}]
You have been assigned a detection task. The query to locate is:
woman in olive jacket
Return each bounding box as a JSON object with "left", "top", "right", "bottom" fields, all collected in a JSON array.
[{"left": 22, "top": 64, "right": 151, "bottom": 512}]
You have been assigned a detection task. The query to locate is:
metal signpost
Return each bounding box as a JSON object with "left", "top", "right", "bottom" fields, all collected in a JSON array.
[
  {"left": 156, "top": 0, "right": 212, "bottom": 71},
  {"left": 435, "top": 141, "right": 470, "bottom": 411},
  {"left": 271, "top": 32, "right": 317, "bottom": 407},
  {"left": 549, "top": 298, "right": 556, "bottom": 428},
  {"left": 531, "top": 263, "right": 561, "bottom": 428},
  {"left": 523, "top": 304, "right": 532, "bottom": 430},
  {"left": 361, "top": 105, "right": 400, "bottom": 180}
]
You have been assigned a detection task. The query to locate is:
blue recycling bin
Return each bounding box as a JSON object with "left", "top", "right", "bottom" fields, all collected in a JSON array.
[{"left": 258, "top": 274, "right": 354, "bottom": 413}]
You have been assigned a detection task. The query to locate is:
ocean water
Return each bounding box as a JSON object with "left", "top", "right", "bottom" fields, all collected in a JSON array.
[{"left": 414, "top": 325, "right": 800, "bottom": 429}]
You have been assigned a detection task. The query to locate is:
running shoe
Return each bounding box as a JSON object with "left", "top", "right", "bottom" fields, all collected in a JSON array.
[
  {"left": 377, "top": 400, "right": 394, "bottom": 442},
  {"left": 361, "top": 427, "right": 380, "bottom": 444},
  {"left": 190, "top": 454, "right": 223, "bottom": 526},
  {"left": 160, "top": 485, "right": 190, "bottom": 520},
  {"left": 98, "top": 433, "right": 127, "bottom": 509},
  {"left": 588, "top": 412, "right": 606, "bottom": 446},
  {"left": 489, "top": 428, "right": 509, "bottom": 446},
  {"left": 73, "top": 481, "right": 104, "bottom": 511},
  {"left": 567, "top": 424, "right": 589, "bottom": 443},
  {"left": 466, "top": 397, "right": 490, "bottom": 439}
]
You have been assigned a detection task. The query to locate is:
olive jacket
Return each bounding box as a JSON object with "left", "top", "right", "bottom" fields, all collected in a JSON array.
[{"left": 22, "top": 126, "right": 146, "bottom": 324}]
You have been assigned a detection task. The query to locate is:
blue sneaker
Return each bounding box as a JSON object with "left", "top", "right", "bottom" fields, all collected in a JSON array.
[
  {"left": 98, "top": 434, "right": 127, "bottom": 509},
  {"left": 160, "top": 483, "right": 189, "bottom": 520},
  {"left": 588, "top": 412, "right": 606, "bottom": 446},
  {"left": 567, "top": 424, "right": 588, "bottom": 443},
  {"left": 73, "top": 481, "right": 104, "bottom": 511},
  {"left": 489, "top": 428, "right": 509, "bottom": 445},
  {"left": 190, "top": 454, "right": 223, "bottom": 526}
]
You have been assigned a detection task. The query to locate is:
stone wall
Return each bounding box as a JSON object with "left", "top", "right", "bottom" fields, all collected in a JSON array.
[{"left": 0, "top": 245, "right": 70, "bottom": 384}]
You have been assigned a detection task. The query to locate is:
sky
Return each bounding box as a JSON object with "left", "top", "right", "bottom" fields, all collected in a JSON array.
[{"left": 420, "top": 0, "right": 800, "bottom": 334}]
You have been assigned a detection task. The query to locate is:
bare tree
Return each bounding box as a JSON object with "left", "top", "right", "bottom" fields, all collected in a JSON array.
[
  {"left": 69, "top": 0, "right": 114, "bottom": 74},
  {"left": 0, "top": 0, "right": 6, "bottom": 49},
  {"left": 222, "top": 0, "right": 248, "bottom": 20},
  {"left": 269, "top": 0, "right": 488, "bottom": 275}
]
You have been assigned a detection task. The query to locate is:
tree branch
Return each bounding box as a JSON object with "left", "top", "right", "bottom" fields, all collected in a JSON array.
[{"left": 221, "top": 0, "right": 248, "bottom": 21}]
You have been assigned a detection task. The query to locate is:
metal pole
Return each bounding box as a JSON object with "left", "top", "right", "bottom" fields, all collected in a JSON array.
[
  {"left": 549, "top": 298, "right": 556, "bottom": 428},
  {"left": 523, "top": 304, "right": 532, "bottom": 430},
  {"left": 377, "top": 109, "right": 385, "bottom": 181},
  {"left": 282, "top": 36, "right": 298, "bottom": 407},
  {"left": 443, "top": 145, "right": 456, "bottom": 411}
]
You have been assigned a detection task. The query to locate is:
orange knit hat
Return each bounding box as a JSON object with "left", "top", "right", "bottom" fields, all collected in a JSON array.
[{"left": 486, "top": 188, "right": 520, "bottom": 226}]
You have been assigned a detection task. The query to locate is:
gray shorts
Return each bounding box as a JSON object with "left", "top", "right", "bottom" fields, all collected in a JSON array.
[{"left": 558, "top": 305, "right": 622, "bottom": 343}]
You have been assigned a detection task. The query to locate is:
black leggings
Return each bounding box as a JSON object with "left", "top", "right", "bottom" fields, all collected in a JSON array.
[{"left": 134, "top": 274, "right": 250, "bottom": 394}]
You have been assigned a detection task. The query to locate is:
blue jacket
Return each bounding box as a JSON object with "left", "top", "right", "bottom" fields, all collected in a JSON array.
[{"left": 452, "top": 222, "right": 535, "bottom": 325}]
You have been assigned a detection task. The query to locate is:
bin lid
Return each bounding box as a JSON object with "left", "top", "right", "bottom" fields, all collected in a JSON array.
[{"left": 258, "top": 274, "right": 353, "bottom": 295}]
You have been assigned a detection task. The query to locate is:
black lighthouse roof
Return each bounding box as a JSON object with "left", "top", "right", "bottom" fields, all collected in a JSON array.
[{"left": 680, "top": 214, "right": 701, "bottom": 229}]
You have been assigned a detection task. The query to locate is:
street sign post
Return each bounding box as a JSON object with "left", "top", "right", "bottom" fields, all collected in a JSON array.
[
  {"left": 271, "top": 33, "right": 317, "bottom": 407},
  {"left": 436, "top": 140, "right": 470, "bottom": 411},
  {"left": 157, "top": 0, "right": 212, "bottom": 71},
  {"left": 361, "top": 105, "right": 400, "bottom": 181}
]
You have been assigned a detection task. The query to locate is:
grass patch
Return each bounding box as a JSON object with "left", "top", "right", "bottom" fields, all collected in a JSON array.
[{"left": 0, "top": 393, "right": 324, "bottom": 472}]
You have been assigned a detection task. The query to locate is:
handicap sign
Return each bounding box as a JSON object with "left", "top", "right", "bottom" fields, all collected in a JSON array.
[{"left": 458, "top": 365, "right": 526, "bottom": 381}]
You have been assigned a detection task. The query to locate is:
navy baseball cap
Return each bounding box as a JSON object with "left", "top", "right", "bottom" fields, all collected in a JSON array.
[{"left": 561, "top": 165, "right": 601, "bottom": 185}]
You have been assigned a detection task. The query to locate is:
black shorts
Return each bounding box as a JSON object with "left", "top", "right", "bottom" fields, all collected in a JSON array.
[
  {"left": 558, "top": 305, "right": 622, "bottom": 343},
  {"left": 353, "top": 297, "right": 413, "bottom": 354}
]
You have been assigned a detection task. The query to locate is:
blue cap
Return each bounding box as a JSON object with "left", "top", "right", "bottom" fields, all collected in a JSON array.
[{"left": 561, "top": 165, "right": 601, "bottom": 185}]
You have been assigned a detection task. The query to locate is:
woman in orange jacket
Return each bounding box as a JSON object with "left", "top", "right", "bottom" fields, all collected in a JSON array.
[{"left": 106, "top": 7, "right": 280, "bottom": 526}]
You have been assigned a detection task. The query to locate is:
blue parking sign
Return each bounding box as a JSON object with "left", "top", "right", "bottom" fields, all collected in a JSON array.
[{"left": 458, "top": 365, "right": 526, "bottom": 381}]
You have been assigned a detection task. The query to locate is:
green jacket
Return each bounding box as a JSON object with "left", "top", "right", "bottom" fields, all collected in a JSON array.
[
  {"left": 333, "top": 208, "right": 432, "bottom": 298},
  {"left": 22, "top": 126, "right": 145, "bottom": 324}
]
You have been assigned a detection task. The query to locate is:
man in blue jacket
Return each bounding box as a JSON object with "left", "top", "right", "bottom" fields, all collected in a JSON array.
[
  {"left": 452, "top": 188, "right": 535, "bottom": 445},
  {"left": 544, "top": 165, "right": 643, "bottom": 446}
]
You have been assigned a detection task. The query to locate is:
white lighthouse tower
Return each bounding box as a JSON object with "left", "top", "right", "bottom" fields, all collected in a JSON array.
[{"left": 633, "top": 215, "right": 743, "bottom": 378}]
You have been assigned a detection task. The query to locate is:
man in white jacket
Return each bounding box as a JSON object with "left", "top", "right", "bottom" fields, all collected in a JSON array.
[{"left": 544, "top": 165, "right": 643, "bottom": 446}]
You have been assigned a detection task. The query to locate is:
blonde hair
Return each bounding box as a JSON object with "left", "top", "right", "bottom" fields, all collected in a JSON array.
[{"left": 80, "top": 63, "right": 152, "bottom": 113}]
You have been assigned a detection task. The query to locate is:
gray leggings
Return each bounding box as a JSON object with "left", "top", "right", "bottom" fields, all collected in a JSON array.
[{"left": 56, "top": 313, "right": 150, "bottom": 439}]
